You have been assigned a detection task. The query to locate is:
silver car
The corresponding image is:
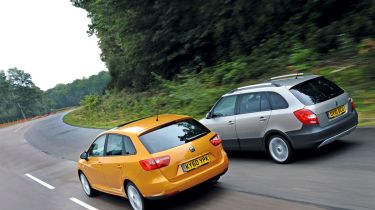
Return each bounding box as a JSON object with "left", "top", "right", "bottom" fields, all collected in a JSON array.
[{"left": 200, "top": 73, "right": 358, "bottom": 163}]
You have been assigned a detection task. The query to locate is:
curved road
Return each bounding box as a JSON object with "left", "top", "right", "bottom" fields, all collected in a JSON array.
[{"left": 0, "top": 112, "right": 374, "bottom": 210}]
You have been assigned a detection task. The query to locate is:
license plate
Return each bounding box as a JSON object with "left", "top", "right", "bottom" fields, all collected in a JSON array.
[
  {"left": 328, "top": 105, "right": 346, "bottom": 119},
  {"left": 182, "top": 155, "right": 210, "bottom": 172}
]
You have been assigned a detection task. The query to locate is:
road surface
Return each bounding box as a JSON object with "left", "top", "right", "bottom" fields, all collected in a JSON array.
[{"left": 0, "top": 112, "right": 374, "bottom": 210}]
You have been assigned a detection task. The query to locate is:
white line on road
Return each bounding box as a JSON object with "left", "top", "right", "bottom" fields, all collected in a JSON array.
[
  {"left": 25, "top": 173, "right": 55, "bottom": 190},
  {"left": 70, "top": 197, "right": 100, "bottom": 210}
]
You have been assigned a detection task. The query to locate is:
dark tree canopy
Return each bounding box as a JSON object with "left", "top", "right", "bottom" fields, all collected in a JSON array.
[{"left": 72, "top": 0, "right": 375, "bottom": 90}]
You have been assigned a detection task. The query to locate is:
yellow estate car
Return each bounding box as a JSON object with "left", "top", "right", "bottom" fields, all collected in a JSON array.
[{"left": 77, "top": 114, "right": 229, "bottom": 210}]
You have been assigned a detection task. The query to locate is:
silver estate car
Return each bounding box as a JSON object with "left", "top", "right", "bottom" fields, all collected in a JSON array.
[{"left": 200, "top": 73, "right": 358, "bottom": 163}]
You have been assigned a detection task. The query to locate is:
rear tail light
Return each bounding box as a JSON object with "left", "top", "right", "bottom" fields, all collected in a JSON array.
[
  {"left": 139, "top": 155, "right": 170, "bottom": 171},
  {"left": 210, "top": 134, "right": 222, "bottom": 146},
  {"left": 293, "top": 108, "right": 319, "bottom": 125},
  {"left": 350, "top": 98, "right": 356, "bottom": 110}
]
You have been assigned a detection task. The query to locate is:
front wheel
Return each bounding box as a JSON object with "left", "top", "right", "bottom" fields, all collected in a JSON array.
[
  {"left": 79, "top": 173, "right": 97, "bottom": 197},
  {"left": 267, "top": 135, "right": 293, "bottom": 164},
  {"left": 126, "top": 182, "right": 146, "bottom": 210}
]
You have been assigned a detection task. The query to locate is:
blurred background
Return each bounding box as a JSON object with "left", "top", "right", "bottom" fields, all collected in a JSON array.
[{"left": 1, "top": 0, "right": 374, "bottom": 128}]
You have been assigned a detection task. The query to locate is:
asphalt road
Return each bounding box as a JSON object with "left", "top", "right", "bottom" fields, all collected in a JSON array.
[{"left": 0, "top": 112, "right": 374, "bottom": 210}]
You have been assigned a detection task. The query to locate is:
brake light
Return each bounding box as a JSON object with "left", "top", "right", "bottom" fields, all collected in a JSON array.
[
  {"left": 210, "top": 134, "right": 222, "bottom": 146},
  {"left": 139, "top": 155, "right": 170, "bottom": 171},
  {"left": 350, "top": 98, "right": 355, "bottom": 110},
  {"left": 293, "top": 109, "right": 319, "bottom": 125}
]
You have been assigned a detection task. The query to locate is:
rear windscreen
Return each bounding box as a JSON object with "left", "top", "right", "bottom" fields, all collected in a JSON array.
[
  {"left": 139, "top": 119, "right": 210, "bottom": 154},
  {"left": 290, "top": 77, "right": 344, "bottom": 105}
]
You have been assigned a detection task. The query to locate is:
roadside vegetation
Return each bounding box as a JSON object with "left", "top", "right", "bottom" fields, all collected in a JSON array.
[
  {"left": 0, "top": 69, "right": 109, "bottom": 124},
  {"left": 65, "top": 0, "right": 375, "bottom": 128}
]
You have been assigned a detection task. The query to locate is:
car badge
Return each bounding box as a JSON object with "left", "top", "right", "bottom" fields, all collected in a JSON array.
[{"left": 189, "top": 146, "right": 196, "bottom": 152}]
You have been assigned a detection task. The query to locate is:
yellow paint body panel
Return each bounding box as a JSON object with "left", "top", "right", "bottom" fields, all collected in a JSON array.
[{"left": 77, "top": 114, "right": 229, "bottom": 199}]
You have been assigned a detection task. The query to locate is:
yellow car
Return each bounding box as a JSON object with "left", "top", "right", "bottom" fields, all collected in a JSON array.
[{"left": 77, "top": 114, "right": 229, "bottom": 210}]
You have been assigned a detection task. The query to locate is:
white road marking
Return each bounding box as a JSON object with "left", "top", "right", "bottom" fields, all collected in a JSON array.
[
  {"left": 70, "top": 197, "right": 100, "bottom": 210},
  {"left": 25, "top": 173, "right": 55, "bottom": 190}
]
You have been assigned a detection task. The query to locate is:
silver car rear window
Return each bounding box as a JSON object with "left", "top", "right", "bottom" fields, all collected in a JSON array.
[{"left": 290, "top": 77, "right": 344, "bottom": 105}]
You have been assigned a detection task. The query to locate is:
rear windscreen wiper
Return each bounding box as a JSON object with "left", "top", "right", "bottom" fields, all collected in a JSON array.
[{"left": 182, "top": 132, "right": 209, "bottom": 142}]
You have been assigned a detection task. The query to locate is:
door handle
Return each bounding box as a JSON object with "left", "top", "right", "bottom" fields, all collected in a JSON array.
[
  {"left": 259, "top": 116, "right": 267, "bottom": 122},
  {"left": 228, "top": 121, "right": 235, "bottom": 125},
  {"left": 116, "top": 164, "right": 123, "bottom": 169}
]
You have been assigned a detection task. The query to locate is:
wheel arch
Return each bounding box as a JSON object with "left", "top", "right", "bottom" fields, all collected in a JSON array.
[{"left": 263, "top": 129, "right": 293, "bottom": 151}]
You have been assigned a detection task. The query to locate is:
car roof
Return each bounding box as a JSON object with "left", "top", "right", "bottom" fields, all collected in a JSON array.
[
  {"left": 224, "top": 74, "right": 320, "bottom": 96},
  {"left": 270, "top": 74, "right": 319, "bottom": 88},
  {"left": 109, "top": 114, "right": 191, "bottom": 136}
]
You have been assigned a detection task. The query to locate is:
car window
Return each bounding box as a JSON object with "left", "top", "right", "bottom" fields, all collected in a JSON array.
[
  {"left": 290, "top": 77, "right": 344, "bottom": 105},
  {"left": 212, "top": 95, "right": 237, "bottom": 117},
  {"left": 268, "top": 92, "right": 288, "bottom": 110},
  {"left": 123, "top": 136, "right": 136, "bottom": 155},
  {"left": 89, "top": 135, "right": 106, "bottom": 157},
  {"left": 261, "top": 93, "right": 271, "bottom": 111},
  {"left": 238, "top": 92, "right": 265, "bottom": 114},
  {"left": 106, "top": 134, "right": 124, "bottom": 156},
  {"left": 139, "top": 119, "right": 210, "bottom": 154}
]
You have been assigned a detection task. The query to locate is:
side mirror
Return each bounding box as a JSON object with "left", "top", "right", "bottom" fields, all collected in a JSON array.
[
  {"left": 80, "top": 151, "right": 88, "bottom": 160},
  {"left": 206, "top": 111, "right": 212, "bottom": 119}
]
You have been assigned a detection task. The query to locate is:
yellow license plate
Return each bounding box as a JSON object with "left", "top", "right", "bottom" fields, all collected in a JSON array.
[
  {"left": 328, "top": 105, "right": 346, "bottom": 119},
  {"left": 182, "top": 155, "right": 210, "bottom": 172}
]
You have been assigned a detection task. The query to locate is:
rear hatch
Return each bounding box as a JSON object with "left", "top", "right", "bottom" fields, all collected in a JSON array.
[
  {"left": 139, "top": 119, "right": 223, "bottom": 182},
  {"left": 290, "top": 77, "right": 353, "bottom": 127}
]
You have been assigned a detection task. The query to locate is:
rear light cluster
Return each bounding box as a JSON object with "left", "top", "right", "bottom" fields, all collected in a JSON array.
[
  {"left": 293, "top": 108, "right": 319, "bottom": 125},
  {"left": 350, "top": 97, "right": 356, "bottom": 110},
  {"left": 139, "top": 155, "right": 170, "bottom": 171},
  {"left": 210, "top": 134, "right": 222, "bottom": 146}
]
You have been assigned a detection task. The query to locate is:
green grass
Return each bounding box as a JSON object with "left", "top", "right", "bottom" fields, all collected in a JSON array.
[{"left": 64, "top": 56, "right": 375, "bottom": 129}]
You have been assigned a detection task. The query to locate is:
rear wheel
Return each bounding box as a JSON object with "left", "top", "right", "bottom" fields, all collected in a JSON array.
[
  {"left": 79, "top": 173, "right": 97, "bottom": 197},
  {"left": 267, "top": 135, "right": 293, "bottom": 164},
  {"left": 126, "top": 182, "right": 146, "bottom": 210}
]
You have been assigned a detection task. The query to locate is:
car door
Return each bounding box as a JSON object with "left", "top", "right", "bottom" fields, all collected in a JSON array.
[
  {"left": 201, "top": 95, "right": 239, "bottom": 150},
  {"left": 101, "top": 134, "right": 138, "bottom": 194},
  {"left": 100, "top": 134, "right": 126, "bottom": 193},
  {"left": 235, "top": 92, "right": 271, "bottom": 150},
  {"left": 85, "top": 135, "right": 107, "bottom": 189}
]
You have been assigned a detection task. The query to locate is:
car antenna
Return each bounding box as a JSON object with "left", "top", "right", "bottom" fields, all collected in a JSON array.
[{"left": 156, "top": 97, "right": 159, "bottom": 121}]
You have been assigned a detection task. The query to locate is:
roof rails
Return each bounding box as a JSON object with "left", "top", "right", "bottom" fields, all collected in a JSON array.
[
  {"left": 270, "top": 73, "right": 304, "bottom": 81},
  {"left": 227, "top": 83, "right": 278, "bottom": 94}
]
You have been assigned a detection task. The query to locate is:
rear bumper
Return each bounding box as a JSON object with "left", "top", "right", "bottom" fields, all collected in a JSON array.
[
  {"left": 286, "top": 110, "right": 358, "bottom": 149},
  {"left": 139, "top": 150, "right": 229, "bottom": 199}
]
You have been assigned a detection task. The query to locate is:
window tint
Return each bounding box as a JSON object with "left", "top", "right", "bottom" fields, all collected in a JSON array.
[
  {"left": 268, "top": 92, "right": 288, "bottom": 110},
  {"left": 260, "top": 93, "right": 271, "bottom": 111},
  {"left": 290, "top": 77, "right": 344, "bottom": 105},
  {"left": 212, "top": 96, "right": 236, "bottom": 117},
  {"left": 89, "top": 135, "right": 106, "bottom": 157},
  {"left": 140, "top": 119, "right": 210, "bottom": 154},
  {"left": 123, "top": 136, "right": 136, "bottom": 155},
  {"left": 238, "top": 92, "right": 270, "bottom": 114},
  {"left": 106, "top": 135, "right": 124, "bottom": 156}
]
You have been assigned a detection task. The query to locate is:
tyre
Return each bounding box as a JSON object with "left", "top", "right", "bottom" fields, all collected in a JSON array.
[
  {"left": 126, "top": 182, "right": 146, "bottom": 210},
  {"left": 210, "top": 175, "right": 221, "bottom": 184},
  {"left": 267, "top": 135, "right": 293, "bottom": 164},
  {"left": 79, "top": 172, "right": 98, "bottom": 197}
]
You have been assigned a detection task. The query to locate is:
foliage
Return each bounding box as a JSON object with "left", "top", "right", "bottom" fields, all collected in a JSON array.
[
  {"left": 46, "top": 71, "right": 110, "bottom": 109},
  {"left": 0, "top": 68, "right": 49, "bottom": 123},
  {"left": 80, "top": 95, "right": 100, "bottom": 111},
  {"left": 72, "top": 0, "right": 375, "bottom": 90}
]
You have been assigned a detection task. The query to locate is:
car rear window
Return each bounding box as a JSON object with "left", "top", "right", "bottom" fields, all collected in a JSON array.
[
  {"left": 290, "top": 77, "right": 344, "bottom": 105},
  {"left": 139, "top": 119, "right": 210, "bottom": 154}
]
